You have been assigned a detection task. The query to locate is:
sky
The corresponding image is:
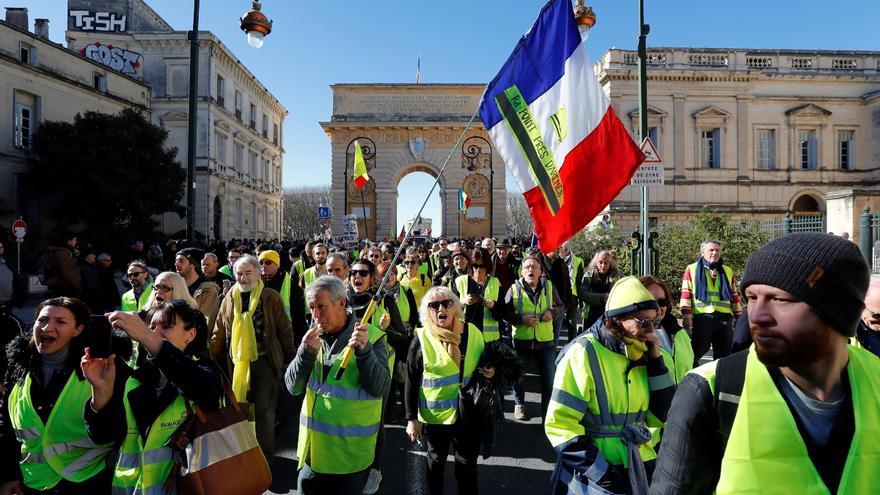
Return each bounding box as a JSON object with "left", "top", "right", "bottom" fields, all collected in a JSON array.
[{"left": 35, "top": 0, "right": 880, "bottom": 231}]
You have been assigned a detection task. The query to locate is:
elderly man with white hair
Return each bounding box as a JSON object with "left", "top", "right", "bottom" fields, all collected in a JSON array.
[{"left": 211, "top": 254, "right": 294, "bottom": 458}]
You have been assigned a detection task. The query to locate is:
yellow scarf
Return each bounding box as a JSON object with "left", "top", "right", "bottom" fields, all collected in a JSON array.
[
  {"left": 426, "top": 319, "right": 463, "bottom": 367},
  {"left": 623, "top": 336, "right": 648, "bottom": 361},
  {"left": 231, "top": 280, "right": 263, "bottom": 401}
]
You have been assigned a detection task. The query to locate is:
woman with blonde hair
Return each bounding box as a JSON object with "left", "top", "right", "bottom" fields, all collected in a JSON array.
[
  {"left": 583, "top": 250, "right": 619, "bottom": 329},
  {"left": 143, "top": 271, "right": 198, "bottom": 311},
  {"left": 405, "top": 286, "right": 493, "bottom": 495}
]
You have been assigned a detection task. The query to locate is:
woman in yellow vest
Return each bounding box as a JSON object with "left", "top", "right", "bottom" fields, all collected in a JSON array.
[
  {"left": 377, "top": 261, "right": 420, "bottom": 420},
  {"left": 81, "top": 300, "right": 223, "bottom": 495},
  {"left": 452, "top": 248, "right": 504, "bottom": 343},
  {"left": 134, "top": 271, "right": 208, "bottom": 364},
  {"left": 405, "top": 286, "right": 493, "bottom": 495},
  {"left": 545, "top": 276, "right": 675, "bottom": 495},
  {"left": 0, "top": 297, "right": 129, "bottom": 494},
  {"left": 400, "top": 249, "right": 432, "bottom": 308}
]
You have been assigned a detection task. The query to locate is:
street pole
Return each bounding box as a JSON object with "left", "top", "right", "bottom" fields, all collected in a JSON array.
[
  {"left": 637, "top": 0, "right": 650, "bottom": 276},
  {"left": 186, "top": 0, "right": 200, "bottom": 244}
]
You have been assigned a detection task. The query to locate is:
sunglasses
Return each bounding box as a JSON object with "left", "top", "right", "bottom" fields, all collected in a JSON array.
[
  {"left": 404, "top": 260, "right": 418, "bottom": 265},
  {"left": 427, "top": 299, "right": 454, "bottom": 311},
  {"left": 127, "top": 271, "right": 145, "bottom": 278},
  {"left": 153, "top": 284, "right": 173, "bottom": 292},
  {"left": 629, "top": 316, "right": 661, "bottom": 330},
  {"left": 865, "top": 308, "right": 880, "bottom": 320},
  {"left": 350, "top": 269, "right": 370, "bottom": 277},
  {"left": 259, "top": 260, "right": 275, "bottom": 265},
  {"left": 656, "top": 298, "right": 668, "bottom": 307}
]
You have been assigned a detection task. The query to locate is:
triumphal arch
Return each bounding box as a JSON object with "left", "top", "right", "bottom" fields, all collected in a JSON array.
[{"left": 320, "top": 84, "right": 507, "bottom": 240}]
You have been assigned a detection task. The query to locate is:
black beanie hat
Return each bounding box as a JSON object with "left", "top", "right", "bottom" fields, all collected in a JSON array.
[{"left": 740, "top": 233, "right": 868, "bottom": 337}]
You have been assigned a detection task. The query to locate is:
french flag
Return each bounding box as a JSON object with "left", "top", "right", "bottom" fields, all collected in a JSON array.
[{"left": 479, "top": 0, "right": 644, "bottom": 253}]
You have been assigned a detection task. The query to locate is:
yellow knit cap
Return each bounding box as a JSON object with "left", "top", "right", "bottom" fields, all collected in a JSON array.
[
  {"left": 258, "top": 250, "right": 281, "bottom": 267},
  {"left": 604, "top": 275, "right": 659, "bottom": 318}
]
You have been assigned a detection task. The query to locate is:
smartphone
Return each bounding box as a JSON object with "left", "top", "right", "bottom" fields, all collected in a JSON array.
[{"left": 89, "top": 315, "right": 113, "bottom": 358}]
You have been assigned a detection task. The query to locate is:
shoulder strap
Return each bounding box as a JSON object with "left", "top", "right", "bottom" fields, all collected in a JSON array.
[{"left": 714, "top": 350, "right": 748, "bottom": 455}]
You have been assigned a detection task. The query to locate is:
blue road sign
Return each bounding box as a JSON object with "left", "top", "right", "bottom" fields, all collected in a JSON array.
[{"left": 317, "top": 206, "right": 330, "bottom": 219}]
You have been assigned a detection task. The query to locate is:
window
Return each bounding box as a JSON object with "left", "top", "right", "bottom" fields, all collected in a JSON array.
[
  {"left": 838, "top": 130, "right": 854, "bottom": 170},
  {"left": 700, "top": 128, "right": 720, "bottom": 169},
  {"left": 263, "top": 207, "right": 268, "bottom": 232},
  {"left": 798, "top": 129, "right": 818, "bottom": 170},
  {"left": 647, "top": 126, "right": 659, "bottom": 153},
  {"left": 234, "top": 91, "right": 242, "bottom": 120},
  {"left": 249, "top": 151, "right": 257, "bottom": 176},
  {"left": 14, "top": 102, "right": 33, "bottom": 149},
  {"left": 262, "top": 159, "right": 269, "bottom": 183},
  {"left": 273, "top": 123, "right": 279, "bottom": 145},
  {"left": 19, "top": 42, "right": 35, "bottom": 65},
  {"left": 234, "top": 143, "right": 244, "bottom": 172},
  {"left": 235, "top": 198, "right": 243, "bottom": 229},
  {"left": 756, "top": 129, "right": 776, "bottom": 170},
  {"left": 262, "top": 114, "right": 268, "bottom": 139},
  {"left": 215, "top": 133, "right": 227, "bottom": 164},
  {"left": 216, "top": 75, "right": 225, "bottom": 108},
  {"left": 249, "top": 104, "right": 257, "bottom": 129},
  {"left": 93, "top": 73, "right": 107, "bottom": 92},
  {"left": 251, "top": 202, "right": 257, "bottom": 229}
]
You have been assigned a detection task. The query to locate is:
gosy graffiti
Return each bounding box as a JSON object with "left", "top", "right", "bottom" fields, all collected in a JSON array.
[{"left": 81, "top": 42, "right": 142, "bottom": 76}]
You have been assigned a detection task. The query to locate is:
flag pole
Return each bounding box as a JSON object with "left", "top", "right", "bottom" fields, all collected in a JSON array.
[
  {"left": 333, "top": 105, "right": 483, "bottom": 380},
  {"left": 359, "top": 188, "right": 371, "bottom": 242}
]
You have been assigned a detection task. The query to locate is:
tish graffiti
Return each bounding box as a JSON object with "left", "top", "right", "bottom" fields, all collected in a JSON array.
[
  {"left": 82, "top": 42, "right": 142, "bottom": 75},
  {"left": 69, "top": 10, "right": 127, "bottom": 32}
]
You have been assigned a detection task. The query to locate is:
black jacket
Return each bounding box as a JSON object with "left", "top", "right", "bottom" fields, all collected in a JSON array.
[{"left": 347, "top": 289, "right": 410, "bottom": 358}]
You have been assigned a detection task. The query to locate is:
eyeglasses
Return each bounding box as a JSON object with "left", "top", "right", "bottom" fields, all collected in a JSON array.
[
  {"left": 427, "top": 299, "right": 454, "bottom": 311},
  {"left": 350, "top": 269, "right": 370, "bottom": 277},
  {"left": 629, "top": 316, "right": 661, "bottom": 330},
  {"left": 127, "top": 271, "right": 145, "bottom": 278},
  {"left": 153, "top": 284, "right": 173, "bottom": 293}
]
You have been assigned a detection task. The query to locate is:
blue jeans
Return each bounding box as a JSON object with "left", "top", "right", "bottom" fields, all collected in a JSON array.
[
  {"left": 512, "top": 343, "right": 556, "bottom": 417},
  {"left": 297, "top": 463, "right": 368, "bottom": 495}
]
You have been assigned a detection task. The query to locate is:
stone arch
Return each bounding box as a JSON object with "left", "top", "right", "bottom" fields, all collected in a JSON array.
[
  {"left": 789, "top": 190, "right": 825, "bottom": 214},
  {"left": 388, "top": 161, "right": 448, "bottom": 238}
]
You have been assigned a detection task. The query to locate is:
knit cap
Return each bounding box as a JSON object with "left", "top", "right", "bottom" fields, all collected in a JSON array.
[
  {"left": 258, "top": 250, "right": 281, "bottom": 266},
  {"left": 740, "top": 233, "right": 868, "bottom": 337},
  {"left": 605, "top": 276, "right": 659, "bottom": 318}
]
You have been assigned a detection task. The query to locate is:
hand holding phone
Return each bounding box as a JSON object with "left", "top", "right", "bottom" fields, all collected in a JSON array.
[{"left": 88, "top": 315, "right": 113, "bottom": 358}]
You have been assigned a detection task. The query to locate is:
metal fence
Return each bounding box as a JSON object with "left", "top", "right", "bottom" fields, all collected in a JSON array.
[{"left": 755, "top": 213, "right": 826, "bottom": 238}]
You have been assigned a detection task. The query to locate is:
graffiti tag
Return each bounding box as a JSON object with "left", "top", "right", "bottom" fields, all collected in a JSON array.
[
  {"left": 82, "top": 42, "right": 142, "bottom": 75},
  {"left": 69, "top": 10, "right": 127, "bottom": 32}
]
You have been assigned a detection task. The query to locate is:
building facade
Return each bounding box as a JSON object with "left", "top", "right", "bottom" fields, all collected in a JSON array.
[
  {"left": 0, "top": 9, "right": 150, "bottom": 237},
  {"left": 597, "top": 47, "right": 880, "bottom": 229},
  {"left": 65, "top": 0, "right": 287, "bottom": 240}
]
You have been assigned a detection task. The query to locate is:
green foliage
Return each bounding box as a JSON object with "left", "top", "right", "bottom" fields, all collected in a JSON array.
[
  {"left": 26, "top": 109, "right": 185, "bottom": 252},
  {"left": 653, "top": 208, "right": 771, "bottom": 314},
  {"left": 569, "top": 224, "right": 630, "bottom": 271}
]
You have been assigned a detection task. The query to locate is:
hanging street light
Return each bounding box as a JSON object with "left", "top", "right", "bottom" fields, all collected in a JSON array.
[
  {"left": 573, "top": 0, "right": 597, "bottom": 35},
  {"left": 240, "top": 1, "right": 273, "bottom": 49}
]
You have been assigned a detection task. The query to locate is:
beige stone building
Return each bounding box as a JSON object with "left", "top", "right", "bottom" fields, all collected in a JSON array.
[
  {"left": 596, "top": 47, "right": 880, "bottom": 230},
  {"left": 65, "top": 0, "right": 287, "bottom": 240},
  {"left": 0, "top": 9, "right": 150, "bottom": 237}
]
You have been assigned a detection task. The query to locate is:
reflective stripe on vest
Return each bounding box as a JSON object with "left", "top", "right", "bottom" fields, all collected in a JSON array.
[
  {"left": 397, "top": 286, "right": 411, "bottom": 324},
  {"left": 687, "top": 263, "right": 735, "bottom": 315},
  {"left": 9, "top": 373, "right": 113, "bottom": 490},
  {"left": 296, "top": 324, "right": 385, "bottom": 474},
  {"left": 112, "top": 377, "right": 188, "bottom": 495},
  {"left": 416, "top": 324, "right": 485, "bottom": 425},
  {"left": 455, "top": 275, "right": 500, "bottom": 342},
  {"left": 512, "top": 280, "right": 555, "bottom": 342},
  {"left": 712, "top": 347, "right": 880, "bottom": 494},
  {"left": 545, "top": 334, "right": 656, "bottom": 466},
  {"left": 280, "top": 273, "right": 292, "bottom": 321},
  {"left": 121, "top": 283, "right": 152, "bottom": 312}
]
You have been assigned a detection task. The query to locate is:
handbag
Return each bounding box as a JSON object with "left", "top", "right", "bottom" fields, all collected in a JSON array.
[{"left": 166, "top": 375, "right": 272, "bottom": 495}]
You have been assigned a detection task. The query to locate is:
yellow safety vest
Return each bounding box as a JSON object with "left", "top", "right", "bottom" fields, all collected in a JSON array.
[
  {"left": 400, "top": 272, "right": 431, "bottom": 309},
  {"left": 415, "top": 324, "right": 485, "bottom": 425},
  {"left": 571, "top": 256, "right": 585, "bottom": 297},
  {"left": 302, "top": 267, "right": 320, "bottom": 315},
  {"left": 695, "top": 347, "right": 880, "bottom": 494},
  {"left": 279, "top": 272, "right": 292, "bottom": 321},
  {"left": 511, "top": 279, "right": 555, "bottom": 342},
  {"left": 112, "top": 377, "right": 188, "bottom": 495},
  {"left": 9, "top": 373, "right": 113, "bottom": 490},
  {"left": 686, "top": 263, "right": 735, "bottom": 315},
  {"left": 297, "top": 324, "right": 386, "bottom": 474},
  {"left": 121, "top": 283, "right": 152, "bottom": 312},
  {"left": 454, "top": 275, "right": 500, "bottom": 342},
  {"left": 648, "top": 328, "right": 694, "bottom": 448}
]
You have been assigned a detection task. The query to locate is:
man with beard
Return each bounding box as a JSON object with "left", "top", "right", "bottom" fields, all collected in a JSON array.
[
  {"left": 121, "top": 261, "right": 152, "bottom": 312},
  {"left": 300, "top": 243, "right": 329, "bottom": 289},
  {"left": 212, "top": 255, "right": 294, "bottom": 458},
  {"left": 680, "top": 240, "right": 742, "bottom": 366},
  {"left": 175, "top": 248, "right": 221, "bottom": 330},
  {"left": 219, "top": 248, "right": 242, "bottom": 278},
  {"left": 651, "top": 233, "right": 880, "bottom": 494}
]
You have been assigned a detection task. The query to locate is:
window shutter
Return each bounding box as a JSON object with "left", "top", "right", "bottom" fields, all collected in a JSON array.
[{"left": 712, "top": 129, "right": 720, "bottom": 168}]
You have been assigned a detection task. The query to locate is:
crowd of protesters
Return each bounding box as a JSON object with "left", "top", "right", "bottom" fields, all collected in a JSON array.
[{"left": 0, "top": 229, "right": 878, "bottom": 494}]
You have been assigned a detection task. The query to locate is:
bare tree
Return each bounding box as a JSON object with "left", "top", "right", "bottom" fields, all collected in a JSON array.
[
  {"left": 283, "top": 186, "right": 331, "bottom": 240},
  {"left": 506, "top": 192, "right": 533, "bottom": 239}
]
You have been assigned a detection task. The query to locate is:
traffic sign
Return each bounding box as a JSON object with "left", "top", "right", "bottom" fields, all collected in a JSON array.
[
  {"left": 317, "top": 205, "right": 330, "bottom": 220},
  {"left": 12, "top": 218, "right": 26, "bottom": 239},
  {"left": 640, "top": 137, "right": 662, "bottom": 163}
]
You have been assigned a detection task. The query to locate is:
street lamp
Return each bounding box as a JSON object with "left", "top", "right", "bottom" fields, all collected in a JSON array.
[
  {"left": 240, "top": 1, "right": 273, "bottom": 49},
  {"left": 573, "top": 0, "right": 597, "bottom": 34}
]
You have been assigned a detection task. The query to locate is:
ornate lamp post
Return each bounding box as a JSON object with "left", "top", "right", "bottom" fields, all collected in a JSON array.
[
  {"left": 573, "top": 0, "right": 597, "bottom": 33},
  {"left": 240, "top": 1, "right": 273, "bottom": 49}
]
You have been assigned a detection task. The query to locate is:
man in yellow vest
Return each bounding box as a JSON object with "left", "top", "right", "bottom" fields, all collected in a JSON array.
[
  {"left": 259, "top": 250, "right": 306, "bottom": 344},
  {"left": 680, "top": 240, "right": 742, "bottom": 366},
  {"left": 284, "top": 275, "right": 390, "bottom": 494},
  {"left": 652, "top": 233, "right": 880, "bottom": 494},
  {"left": 558, "top": 241, "right": 587, "bottom": 340},
  {"left": 120, "top": 261, "right": 152, "bottom": 312}
]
